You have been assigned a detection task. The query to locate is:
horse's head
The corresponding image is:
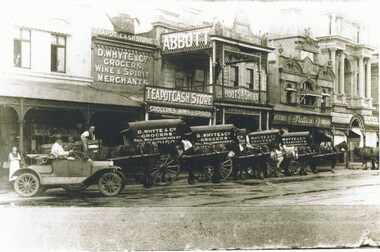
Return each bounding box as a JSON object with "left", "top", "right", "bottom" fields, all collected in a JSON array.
[{"left": 336, "top": 141, "right": 348, "bottom": 152}]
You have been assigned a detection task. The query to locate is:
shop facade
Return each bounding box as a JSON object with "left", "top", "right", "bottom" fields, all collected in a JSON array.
[{"left": 150, "top": 13, "right": 273, "bottom": 129}]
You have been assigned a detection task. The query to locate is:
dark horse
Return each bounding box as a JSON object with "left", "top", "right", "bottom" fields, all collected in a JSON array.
[
  {"left": 353, "top": 146, "right": 379, "bottom": 170},
  {"left": 310, "top": 141, "right": 348, "bottom": 173}
]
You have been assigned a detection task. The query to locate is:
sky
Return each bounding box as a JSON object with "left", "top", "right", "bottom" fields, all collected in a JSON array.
[
  {"left": 5, "top": 0, "right": 380, "bottom": 48},
  {"left": 102, "top": 0, "right": 380, "bottom": 47}
]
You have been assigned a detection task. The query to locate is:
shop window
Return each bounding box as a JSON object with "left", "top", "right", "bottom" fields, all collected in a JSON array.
[
  {"left": 230, "top": 66, "right": 239, "bottom": 87},
  {"left": 194, "top": 69, "right": 205, "bottom": 92},
  {"left": 13, "top": 28, "right": 31, "bottom": 68},
  {"left": 246, "top": 68, "right": 254, "bottom": 89},
  {"left": 300, "top": 82, "right": 316, "bottom": 106},
  {"left": 51, "top": 34, "right": 66, "bottom": 72},
  {"left": 175, "top": 69, "right": 185, "bottom": 89}
]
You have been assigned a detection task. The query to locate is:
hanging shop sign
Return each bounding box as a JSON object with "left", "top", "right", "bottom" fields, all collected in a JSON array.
[
  {"left": 92, "top": 44, "right": 154, "bottom": 92},
  {"left": 161, "top": 26, "right": 212, "bottom": 54},
  {"left": 331, "top": 112, "right": 352, "bottom": 125},
  {"left": 223, "top": 86, "right": 260, "bottom": 103},
  {"left": 273, "top": 112, "right": 331, "bottom": 128}
]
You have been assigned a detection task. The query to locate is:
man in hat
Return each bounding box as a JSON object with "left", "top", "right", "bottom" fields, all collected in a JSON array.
[
  {"left": 64, "top": 137, "right": 75, "bottom": 152},
  {"left": 81, "top": 125, "right": 96, "bottom": 154},
  {"left": 51, "top": 136, "right": 72, "bottom": 159}
]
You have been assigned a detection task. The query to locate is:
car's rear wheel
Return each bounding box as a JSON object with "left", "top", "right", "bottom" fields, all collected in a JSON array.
[
  {"left": 14, "top": 172, "right": 40, "bottom": 197},
  {"left": 98, "top": 172, "right": 123, "bottom": 196}
]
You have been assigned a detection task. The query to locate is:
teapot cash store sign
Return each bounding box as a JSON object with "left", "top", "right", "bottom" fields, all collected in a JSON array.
[{"left": 93, "top": 45, "right": 154, "bottom": 91}]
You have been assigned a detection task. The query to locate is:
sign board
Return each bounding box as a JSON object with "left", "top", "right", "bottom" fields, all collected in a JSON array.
[
  {"left": 223, "top": 87, "right": 260, "bottom": 103},
  {"left": 364, "top": 116, "right": 379, "bottom": 126},
  {"left": 92, "top": 28, "right": 154, "bottom": 45},
  {"left": 148, "top": 105, "right": 213, "bottom": 118},
  {"left": 331, "top": 112, "right": 352, "bottom": 124},
  {"left": 248, "top": 130, "right": 280, "bottom": 145},
  {"left": 145, "top": 86, "right": 213, "bottom": 109},
  {"left": 282, "top": 133, "right": 310, "bottom": 146},
  {"left": 191, "top": 125, "right": 235, "bottom": 147},
  {"left": 92, "top": 44, "right": 154, "bottom": 92},
  {"left": 161, "top": 27, "right": 212, "bottom": 54},
  {"left": 273, "top": 112, "right": 331, "bottom": 128}
]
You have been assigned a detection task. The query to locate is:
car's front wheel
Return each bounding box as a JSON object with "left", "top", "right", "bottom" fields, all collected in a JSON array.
[
  {"left": 98, "top": 172, "right": 124, "bottom": 196},
  {"left": 14, "top": 172, "right": 40, "bottom": 197}
]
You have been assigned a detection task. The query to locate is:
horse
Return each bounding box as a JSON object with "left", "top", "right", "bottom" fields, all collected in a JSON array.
[
  {"left": 310, "top": 141, "right": 348, "bottom": 173},
  {"left": 353, "top": 146, "right": 379, "bottom": 170}
]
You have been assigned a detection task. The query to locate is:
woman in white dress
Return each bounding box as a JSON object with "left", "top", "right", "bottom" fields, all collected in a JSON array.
[{"left": 8, "top": 146, "right": 21, "bottom": 181}]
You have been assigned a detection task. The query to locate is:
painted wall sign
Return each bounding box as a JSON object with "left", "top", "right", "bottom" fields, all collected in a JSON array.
[
  {"left": 145, "top": 86, "right": 213, "bottom": 109},
  {"left": 273, "top": 112, "right": 331, "bottom": 128},
  {"left": 223, "top": 87, "right": 260, "bottom": 102},
  {"left": 161, "top": 27, "right": 212, "bottom": 53},
  {"left": 331, "top": 112, "right": 352, "bottom": 124},
  {"left": 148, "top": 105, "right": 213, "bottom": 118},
  {"left": 92, "top": 28, "right": 154, "bottom": 45},
  {"left": 92, "top": 44, "right": 154, "bottom": 92}
]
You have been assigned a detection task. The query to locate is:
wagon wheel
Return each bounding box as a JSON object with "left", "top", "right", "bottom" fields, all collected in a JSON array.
[
  {"left": 205, "top": 157, "right": 233, "bottom": 182},
  {"left": 244, "top": 166, "right": 257, "bottom": 178},
  {"left": 266, "top": 161, "right": 278, "bottom": 177},
  {"left": 98, "top": 172, "right": 124, "bottom": 196},
  {"left": 62, "top": 183, "right": 89, "bottom": 191},
  {"left": 14, "top": 172, "right": 40, "bottom": 197},
  {"left": 193, "top": 164, "right": 210, "bottom": 182},
  {"left": 150, "top": 154, "right": 180, "bottom": 186},
  {"left": 288, "top": 160, "right": 303, "bottom": 175}
]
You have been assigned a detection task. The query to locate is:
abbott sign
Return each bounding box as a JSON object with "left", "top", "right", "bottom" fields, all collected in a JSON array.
[{"left": 161, "top": 27, "right": 212, "bottom": 53}]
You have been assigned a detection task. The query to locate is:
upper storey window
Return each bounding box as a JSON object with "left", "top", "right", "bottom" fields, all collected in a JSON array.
[
  {"left": 230, "top": 66, "right": 239, "bottom": 87},
  {"left": 14, "top": 28, "right": 31, "bottom": 68},
  {"left": 51, "top": 34, "right": 66, "bottom": 72}
]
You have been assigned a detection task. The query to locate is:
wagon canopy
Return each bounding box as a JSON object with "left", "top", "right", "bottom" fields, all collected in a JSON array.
[
  {"left": 282, "top": 131, "right": 311, "bottom": 146},
  {"left": 190, "top": 124, "right": 236, "bottom": 146},
  {"left": 248, "top": 129, "right": 280, "bottom": 145},
  {"left": 121, "top": 119, "right": 183, "bottom": 144}
]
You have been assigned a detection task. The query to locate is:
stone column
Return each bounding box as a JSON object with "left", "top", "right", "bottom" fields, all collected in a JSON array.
[
  {"left": 339, "top": 52, "right": 345, "bottom": 94},
  {"left": 330, "top": 49, "right": 337, "bottom": 93},
  {"left": 358, "top": 56, "right": 365, "bottom": 98},
  {"left": 366, "top": 58, "right": 371, "bottom": 98}
]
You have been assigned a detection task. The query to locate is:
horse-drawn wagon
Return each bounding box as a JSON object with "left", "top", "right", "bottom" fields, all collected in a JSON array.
[
  {"left": 233, "top": 129, "right": 281, "bottom": 179},
  {"left": 184, "top": 124, "right": 235, "bottom": 183},
  {"left": 108, "top": 119, "right": 183, "bottom": 187}
]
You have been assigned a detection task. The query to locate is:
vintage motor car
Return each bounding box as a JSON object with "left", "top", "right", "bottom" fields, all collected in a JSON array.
[{"left": 11, "top": 152, "right": 126, "bottom": 197}]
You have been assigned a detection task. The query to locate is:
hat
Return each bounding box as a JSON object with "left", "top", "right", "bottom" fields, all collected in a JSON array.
[{"left": 68, "top": 137, "right": 74, "bottom": 142}]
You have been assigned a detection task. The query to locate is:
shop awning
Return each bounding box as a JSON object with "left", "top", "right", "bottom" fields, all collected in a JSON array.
[
  {"left": 314, "top": 130, "right": 332, "bottom": 143},
  {"left": 0, "top": 79, "right": 142, "bottom": 107},
  {"left": 347, "top": 130, "right": 361, "bottom": 139}
]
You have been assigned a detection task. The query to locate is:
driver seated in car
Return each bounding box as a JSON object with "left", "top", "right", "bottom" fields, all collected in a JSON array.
[{"left": 51, "top": 136, "right": 73, "bottom": 159}]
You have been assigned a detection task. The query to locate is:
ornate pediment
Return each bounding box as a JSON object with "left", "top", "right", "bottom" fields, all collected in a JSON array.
[
  {"left": 317, "top": 67, "right": 335, "bottom": 81},
  {"left": 281, "top": 58, "right": 302, "bottom": 73},
  {"left": 300, "top": 57, "right": 319, "bottom": 75}
]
